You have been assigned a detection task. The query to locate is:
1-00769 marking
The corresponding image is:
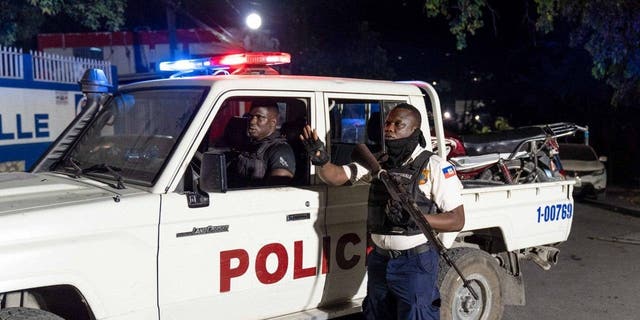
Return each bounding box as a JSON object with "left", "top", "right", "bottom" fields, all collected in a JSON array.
[{"left": 537, "top": 203, "right": 573, "bottom": 223}]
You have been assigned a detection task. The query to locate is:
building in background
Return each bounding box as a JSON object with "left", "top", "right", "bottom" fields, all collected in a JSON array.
[
  {"left": 37, "top": 28, "right": 280, "bottom": 82},
  {"left": 0, "top": 46, "right": 114, "bottom": 172}
]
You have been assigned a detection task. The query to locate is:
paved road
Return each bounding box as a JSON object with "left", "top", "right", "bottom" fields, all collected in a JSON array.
[
  {"left": 338, "top": 201, "right": 640, "bottom": 320},
  {"left": 502, "top": 202, "right": 640, "bottom": 320}
]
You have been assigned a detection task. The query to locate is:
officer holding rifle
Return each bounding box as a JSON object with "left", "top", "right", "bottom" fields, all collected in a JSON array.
[{"left": 300, "top": 103, "right": 465, "bottom": 320}]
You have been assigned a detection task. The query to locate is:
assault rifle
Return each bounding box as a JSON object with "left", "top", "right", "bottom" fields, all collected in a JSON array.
[{"left": 352, "top": 144, "right": 479, "bottom": 300}]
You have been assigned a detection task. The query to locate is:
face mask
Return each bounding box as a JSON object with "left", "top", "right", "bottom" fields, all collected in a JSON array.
[{"left": 383, "top": 129, "right": 425, "bottom": 168}]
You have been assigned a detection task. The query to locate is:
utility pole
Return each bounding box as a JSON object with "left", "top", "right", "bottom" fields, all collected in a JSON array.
[{"left": 166, "top": 4, "right": 177, "bottom": 61}]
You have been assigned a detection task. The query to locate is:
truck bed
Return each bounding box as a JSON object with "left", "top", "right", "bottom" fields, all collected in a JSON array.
[{"left": 440, "top": 180, "right": 575, "bottom": 250}]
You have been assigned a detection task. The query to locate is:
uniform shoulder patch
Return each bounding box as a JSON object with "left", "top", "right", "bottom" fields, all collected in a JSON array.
[
  {"left": 442, "top": 165, "right": 456, "bottom": 179},
  {"left": 279, "top": 156, "right": 289, "bottom": 168},
  {"left": 419, "top": 169, "right": 430, "bottom": 185}
]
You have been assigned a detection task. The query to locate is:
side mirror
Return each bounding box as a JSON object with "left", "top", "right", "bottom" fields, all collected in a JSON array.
[
  {"left": 201, "top": 151, "right": 228, "bottom": 193},
  {"left": 598, "top": 156, "right": 607, "bottom": 163}
]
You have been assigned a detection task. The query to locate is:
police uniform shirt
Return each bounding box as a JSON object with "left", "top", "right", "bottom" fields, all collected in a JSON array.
[{"left": 344, "top": 146, "right": 464, "bottom": 250}]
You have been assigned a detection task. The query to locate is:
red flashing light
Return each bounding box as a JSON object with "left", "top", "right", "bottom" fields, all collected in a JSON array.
[{"left": 215, "top": 52, "right": 291, "bottom": 66}]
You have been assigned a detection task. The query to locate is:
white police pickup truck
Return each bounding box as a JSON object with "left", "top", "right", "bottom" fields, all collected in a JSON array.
[{"left": 0, "top": 53, "right": 574, "bottom": 320}]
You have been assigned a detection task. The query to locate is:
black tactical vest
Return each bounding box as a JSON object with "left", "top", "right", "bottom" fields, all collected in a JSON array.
[
  {"left": 368, "top": 150, "right": 437, "bottom": 235},
  {"left": 235, "top": 133, "right": 287, "bottom": 182}
]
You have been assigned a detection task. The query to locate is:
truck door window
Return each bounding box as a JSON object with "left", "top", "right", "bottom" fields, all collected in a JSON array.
[
  {"left": 195, "top": 96, "right": 310, "bottom": 189},
  {"left": 329, "top": 99, "right": 404, "bottom": 165}
]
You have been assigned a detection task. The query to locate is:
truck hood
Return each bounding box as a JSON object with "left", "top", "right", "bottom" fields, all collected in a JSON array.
[{"left": 0, "top": 172, "right": 124, "bottom": 215}]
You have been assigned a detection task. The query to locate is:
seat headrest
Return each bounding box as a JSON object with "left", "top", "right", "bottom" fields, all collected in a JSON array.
[
  {"left": 223, "top": 116, "right": 249, "bottom": 149},
  {"left": 367, "top": 111, "right": 382, "bottom": 143},
  {"left": 280, "top": 119, "right": 306, "bottom": 142}
]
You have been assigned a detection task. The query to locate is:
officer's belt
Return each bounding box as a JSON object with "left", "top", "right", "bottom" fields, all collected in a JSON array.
[{"left": 374, "top": 243, "right": 430, "bottom": 259}]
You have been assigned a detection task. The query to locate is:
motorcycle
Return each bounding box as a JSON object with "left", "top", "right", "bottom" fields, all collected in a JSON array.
[{"left": 435, "top": 123, "right": 578, "bottom": 185}]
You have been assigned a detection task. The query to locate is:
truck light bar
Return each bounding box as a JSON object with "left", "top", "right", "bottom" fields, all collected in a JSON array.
[{"left": 158, "top": 52, "right": 291, "bottom": 75}]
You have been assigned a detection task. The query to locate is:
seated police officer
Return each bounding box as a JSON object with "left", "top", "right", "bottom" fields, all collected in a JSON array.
[{"left": 227, "top": 99, "right": 296, "bottom": 187}]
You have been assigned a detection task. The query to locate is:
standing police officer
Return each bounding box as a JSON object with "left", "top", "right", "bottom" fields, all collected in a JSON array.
[
  {"left": 229, "top": 99, "right": 296, "bottom": 187},
  {"left": 300, "top": 103, "right": 465, "bottom": 320}
]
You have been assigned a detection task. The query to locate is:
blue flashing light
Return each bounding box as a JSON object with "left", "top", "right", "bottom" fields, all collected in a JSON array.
[{"left": 159, "top": 57, "right": 220, "bottom": 72}]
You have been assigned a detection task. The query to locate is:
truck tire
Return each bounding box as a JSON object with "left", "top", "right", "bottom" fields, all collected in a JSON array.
[
  {"left": 438, "top": 248, "right": 503, "bottom": 320},
  {"left": 0, "top": 308, "right": 63, "bottom": 320}
]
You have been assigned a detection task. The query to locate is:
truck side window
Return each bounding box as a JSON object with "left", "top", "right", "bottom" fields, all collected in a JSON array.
[
  {"left": 329, "top": 99, "right": 405, "bottom": 165},
  {"left": 191, "top": 96, "right": 310, "bottom": 190}
]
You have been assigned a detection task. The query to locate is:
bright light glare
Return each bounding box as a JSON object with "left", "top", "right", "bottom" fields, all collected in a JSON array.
[
  {"left": 216, "top": 52, "right": 291, "bottom": 66},
  {"left": 246, "top": 13, "right": 262, "bottom": 30},
  {"left": 219, "top": 54, "right": 246, "bottom": 66},
  {"left": 474, "top": 115, "right": 480, "bottom": 121},
  {"left": 443, "top": 111, "right": 451, "bottom": 119},
  {"left": 159, "top": 59, "right": 199, "bottom": 71},
  {"left": 174, "top": 60, "right": 195, "bottom": 70}
]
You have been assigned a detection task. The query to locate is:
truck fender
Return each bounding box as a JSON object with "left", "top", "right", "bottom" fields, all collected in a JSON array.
[{"left": 0, "top": 285, "right": 95, "bottom": 320}]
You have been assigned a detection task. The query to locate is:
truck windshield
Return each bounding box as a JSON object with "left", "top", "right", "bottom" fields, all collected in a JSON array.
[{"left": 54, "top": 87, "right": 207, "bottom": 186}]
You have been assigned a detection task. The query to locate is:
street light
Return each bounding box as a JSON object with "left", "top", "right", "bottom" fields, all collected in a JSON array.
[{"left": 246, "top": 12, "right": 262, "bottom": 30}]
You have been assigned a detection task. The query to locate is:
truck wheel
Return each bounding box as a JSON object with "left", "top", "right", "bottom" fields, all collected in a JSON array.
[
  {"left": 0, "top": 308, "right": 63, "bottom": 320},
  {"left": 438, "top": 248, "right": 503, "bottom": 320}
]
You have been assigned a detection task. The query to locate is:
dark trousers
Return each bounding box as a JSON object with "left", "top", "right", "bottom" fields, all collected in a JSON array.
[{"left": 363, "top": 247, "right": 440, "bottom": 320}]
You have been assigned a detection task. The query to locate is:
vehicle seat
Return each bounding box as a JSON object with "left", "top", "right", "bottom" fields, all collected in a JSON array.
[
  {"left": 222, "top": 116, "right": 249, "bottom": 151},
  {"left": 280, "top": 118, "right": 308, "bottom": 185},
  {"left": 367, "top": 111, "right": 382, "bottom": 153}
]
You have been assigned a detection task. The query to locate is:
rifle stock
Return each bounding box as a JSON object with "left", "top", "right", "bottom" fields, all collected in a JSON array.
[{"left": 352, "top": 144, "right": 479, "bottom": 300}]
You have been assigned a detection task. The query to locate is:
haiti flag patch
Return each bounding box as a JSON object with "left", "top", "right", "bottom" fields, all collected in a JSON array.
[{"left": 442, "top": 165, "right": 456, "bottom": 179}]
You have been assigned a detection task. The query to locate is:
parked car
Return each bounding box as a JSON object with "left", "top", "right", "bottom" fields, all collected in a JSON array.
[{"left": 559, "top": 143, "right": 607, "bottom": 199}]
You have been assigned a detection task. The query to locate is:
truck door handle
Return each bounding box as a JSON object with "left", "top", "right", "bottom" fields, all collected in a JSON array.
[{"left": 286, "top": 213, "right": 310, "bottom": 222}]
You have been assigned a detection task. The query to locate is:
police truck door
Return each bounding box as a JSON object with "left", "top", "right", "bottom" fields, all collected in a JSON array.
[
  {"left": 157, "top": 93, "right": 326, "bottom": 319},
  {"left": 321, "top": 94, "right": 411, "bottom": 304}
]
